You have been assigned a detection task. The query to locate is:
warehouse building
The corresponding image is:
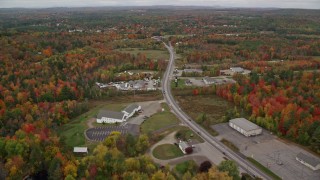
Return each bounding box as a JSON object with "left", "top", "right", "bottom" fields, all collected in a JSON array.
[
  {"left": 296, "top": 152, "right": 320, "bottom": 171},
  {"left": 229, "top": 118, "right": 262, "bottom": 137}
]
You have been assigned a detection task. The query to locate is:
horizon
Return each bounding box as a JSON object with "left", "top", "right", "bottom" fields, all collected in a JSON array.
[{"left": 1, "top": 0, "right": 320, "bottom": 9}]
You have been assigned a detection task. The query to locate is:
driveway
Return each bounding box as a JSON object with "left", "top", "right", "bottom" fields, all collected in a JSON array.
[{"left": 148, "top": 131, "right": 225, "bottom": 167}]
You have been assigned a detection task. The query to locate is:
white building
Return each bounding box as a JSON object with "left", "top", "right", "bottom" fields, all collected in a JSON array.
[
  {"left": 96, "top": 104, "right": 141, "bottom": 124},
  {"left": 220, "top": 67, "right": 251, "bottom": 76},
  {"left": 178, "top": 141, "right": 191, "bottom": 154},
  {"left": 122, "top": 104, "right": 141, "bottom": 118},
  {"left": 73, "top": 147, "right": 88, "bottom": 154},
  {"left": 296, "top": 152, "right": 320, "bottom": 171},
  {"left": 96, "top": 110, "right": 126, "bottom": 123},
  {"left": 229, "top": 118, "right": 262, "bottom": 137}
]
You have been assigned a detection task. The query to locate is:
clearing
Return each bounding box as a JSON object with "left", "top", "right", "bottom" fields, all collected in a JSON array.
[
  {"left": 140, "top": 103, "right": 180, "bottom": 134},
  {"left": 152, "top": 144, "right": 184, "bottom": 160},
  {"left": 117, "top": 48, "right": 169, "bottom": 60}
]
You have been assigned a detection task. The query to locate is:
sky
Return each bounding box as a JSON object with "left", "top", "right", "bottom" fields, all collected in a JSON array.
[{"left": 1, "top": 0, "right": 320, "bottom": 9}]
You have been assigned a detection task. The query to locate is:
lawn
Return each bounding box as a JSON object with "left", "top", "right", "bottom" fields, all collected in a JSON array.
[
  {"left": 247, "top": 157, "right": 282, "bottom": 180},
  {"left": 116, "top": 48, "right": 169, "bottom": 60},
  {"left": 152, "top": 144, "right": 184, "bottom": 160},
  {"left": 141, "top": 103, "right": 180, "bottom": 134},
  {"left": 175, "top": 127, "right": 204, "bottom": 143},
  {"left": 58, "top": 107, "right": 99, "bottom": 148}
]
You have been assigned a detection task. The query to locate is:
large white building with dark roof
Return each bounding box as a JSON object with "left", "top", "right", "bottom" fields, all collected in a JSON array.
[
  {"left": 229, "top": 118, "right": 262, "bottom": 137},
  {"left": 96, "top": 110, "right": 126, "bottom": 123},
  {"left": 96, "top": 104, "right": 141, "bottom": 124},
  {"left": 122, "top": 104, "right": 141, "bottom": 118}
]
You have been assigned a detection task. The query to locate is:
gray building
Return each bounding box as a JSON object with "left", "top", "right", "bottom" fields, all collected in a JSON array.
[
  {"left": 96, "top": 110, "right": 126, "bottom": 123},
  {"left": 203, "top": 76, "right": 215, "bottom": 85},
  {"left": 229, "top": 118, "right": 262, "bottom": 137},
  {"left": 296, "top": 152, "right": 320, "bottom": 171}
]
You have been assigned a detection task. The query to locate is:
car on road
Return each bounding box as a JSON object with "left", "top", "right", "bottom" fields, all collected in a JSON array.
[{"left": 163, "top": 90, "right": 166, "bottom": 94}]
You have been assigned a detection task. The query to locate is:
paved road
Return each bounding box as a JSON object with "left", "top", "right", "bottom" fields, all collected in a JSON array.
[{"left": 161, "top": 42, "right": 271, "bottom": 180}]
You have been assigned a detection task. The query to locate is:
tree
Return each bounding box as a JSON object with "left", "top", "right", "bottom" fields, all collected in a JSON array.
[
  {"left": 135, "top": 134, "right": 149, "bottom": 154},
  {"left": 311, "top": 126, "right": 320, "bottom": 153},
  {"left": 58, "top": 86, "right": 75, "bottom": 101},
  {"left": 185, "top": 147, "right": 193, "bottom": 154},
  {"left": 217, "top": 160, "right": 240, "bottom": 180},
  {"left": 199, "top": 161, "right": 212, "bottom": 172}
]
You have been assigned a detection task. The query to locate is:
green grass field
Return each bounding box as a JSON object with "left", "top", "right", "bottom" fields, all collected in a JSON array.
[
  {"left": 152, "top": 144, "right": 184, "bottom": 160},
  {"left": 117, "top": 48, "right": 169, "bottom": 60},
  {"left": 58, "top": 101, "right": 132, "bottom": 148},
  {"left": 175, "top": 127, "right": 204, "bottom": 143},
  {"left": 58, "top": 107, "right": 99, "bottom": 148},
  {"left": 141, "top": 103, "right": 180, "bottom": 134}
]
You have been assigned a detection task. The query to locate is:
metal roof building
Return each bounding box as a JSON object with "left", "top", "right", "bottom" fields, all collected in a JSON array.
[
  {"left": 73, "top": 147, "right": 88, "bottom": 154},
  {"left": 296, "top": 152, "right": 320, "bottom": 171},
  {"left": 229, "top": 118, "right": 262, "bottom": 137}
]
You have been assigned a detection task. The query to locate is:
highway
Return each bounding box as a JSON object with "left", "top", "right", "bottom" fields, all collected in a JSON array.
[{"left": 161, "top": 42, "right": 271, "bottom": 180}]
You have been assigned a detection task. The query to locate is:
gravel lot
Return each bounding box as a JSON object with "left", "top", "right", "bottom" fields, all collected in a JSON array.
[{"left": 212, "top": 123, "right": 320, "bottom": 180}]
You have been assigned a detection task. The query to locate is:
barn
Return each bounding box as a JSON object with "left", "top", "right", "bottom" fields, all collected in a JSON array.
[{"left": 229, "top": 118, "right": 262, "bottom": 137}]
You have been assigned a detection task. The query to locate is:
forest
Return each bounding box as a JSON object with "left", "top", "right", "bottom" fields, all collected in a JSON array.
[{"left": 0, "top": 7, "right": 319, "bottom": 179}]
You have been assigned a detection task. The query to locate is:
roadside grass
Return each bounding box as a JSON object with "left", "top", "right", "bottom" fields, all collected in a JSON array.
[
  {"left": 116, "top": 48, "right": 169, "bottom": 60},
  {"left": 174, "top": 160, "right": 198, "bottom": 177},
  {"left": 175, "top": 127, "right": 204, "bottom": 143},
  {"left": 247, "top": 157, "right": 282, "bottom": 180},
  {"left": 171, "top": 79, "right": 188, "bottom": 89},
  {"left": 141, "top": 103, "right": 180, "bottom": 134},
  {"left": 173, "top": 93, "right": 235, "bottom": 136},
  {"left": 221, "top": 138, "right": 239, "bottom": 152},
  {"left": 152, "top": 144, "right": 184, "bottom": 160}
]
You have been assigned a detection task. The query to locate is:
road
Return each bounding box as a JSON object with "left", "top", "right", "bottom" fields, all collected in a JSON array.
[{"left": 161, "top": 42, "right": 271, "bottom": 180}]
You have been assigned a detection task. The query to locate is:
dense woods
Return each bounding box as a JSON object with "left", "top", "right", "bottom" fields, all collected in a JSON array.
[{"left": 0, "top": 7, "right": 319, "bottom": 178}]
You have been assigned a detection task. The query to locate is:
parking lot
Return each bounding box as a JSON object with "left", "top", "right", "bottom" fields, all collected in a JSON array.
[
  {"left": 212, "top": 123, "right": 320, "bottom": 180},
  {"left": 85, "top": 124, "right": 139, "bottom": 142}
]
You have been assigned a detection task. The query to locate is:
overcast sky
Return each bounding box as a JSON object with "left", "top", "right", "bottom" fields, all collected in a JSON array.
[{"left": 1, "top": 0, "right": 320, "bottom": 9}]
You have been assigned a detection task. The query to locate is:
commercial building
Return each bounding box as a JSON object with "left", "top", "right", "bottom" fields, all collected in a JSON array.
[
  {"left": 73, "top": 147, "right": 88, "bottom": 155},
  {"left": 203, "top": 76, "right": 216, "bottom": 85},
  {"left": 229, "top": 118, "right": 262, "bottom": 137},
  {"left": 96, "top": 104, "right": 141, "bottom": 124},
  {"left": 96, "top": 110, "right": 126, "bottom": 123},
  {"left": 296, "top": 152, "right": 320, "bottom": 171},
  {"left": 122, "top": 104, "right": 141, "bottom": 118}
]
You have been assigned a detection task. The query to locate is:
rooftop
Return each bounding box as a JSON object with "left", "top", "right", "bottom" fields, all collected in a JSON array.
[
  {"left": 296, "top": 152, "right": 320, "bottom": 167},
  {"left": 230, "top": 67, "right": 244, "bottom": 72},
  {"left": 73, "top": 147, "right": 88, "bottom": 153},
  {"left": 229, "top": 118, "right": 261, "bottom": 132},
  {"left": 123, "top": 104, "right": 140, "bottom": 114},
  {"left": 97, "top": 110, "right": 125, "bottom": 120},
  {"left": 203, "top": 76, "right": 215, "bottom": 83},
  {"left": 179, "top": 141, "right": 190, "bottom": 150}
]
